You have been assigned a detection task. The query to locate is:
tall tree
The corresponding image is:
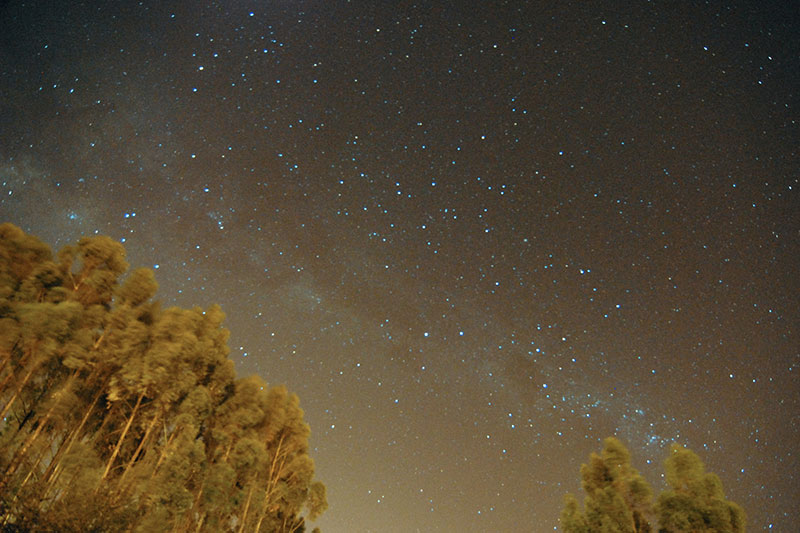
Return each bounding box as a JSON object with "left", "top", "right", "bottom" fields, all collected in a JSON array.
[
  {"left": 560, "top": 437, "right": 653, "bottom": 533},
  {"left": 656, "top": 445, "right": 746, "bottom": 533},
  {"left": 0, "top": 224, "right": 327, "bottom": 531}
]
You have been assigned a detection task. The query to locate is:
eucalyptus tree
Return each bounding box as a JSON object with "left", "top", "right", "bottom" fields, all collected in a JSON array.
[
  {"left": 0, "top": 224, "right": 327, "bottom": 531},
  {"left": 560, "top": 437, "right": 653, "bottom": 533},
  {"left": 561, "top": 438, "right": 747, "bottom": 533},
  {"left": 656, "top": 445, "right": 746, "bottom": 533}
]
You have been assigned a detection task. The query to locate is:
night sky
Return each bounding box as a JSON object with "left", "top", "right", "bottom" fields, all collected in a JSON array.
[{"left": 1, "top": 1, "right": 797, "bottom": 531}]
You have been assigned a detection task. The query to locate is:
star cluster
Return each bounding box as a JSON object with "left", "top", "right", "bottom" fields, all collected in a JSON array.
[{"left": 1, "top": 1, "right": 797, "bottom": 531}]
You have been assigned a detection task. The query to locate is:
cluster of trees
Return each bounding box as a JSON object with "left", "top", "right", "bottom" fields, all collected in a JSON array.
[
  {"left": 561, "top": 437, "right": 746, "bottom": 533},
  {"left": 0, "top": 223, "right": 327, "bottom": 532}
]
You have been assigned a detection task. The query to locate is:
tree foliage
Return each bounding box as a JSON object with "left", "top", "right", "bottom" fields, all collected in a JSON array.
[
  {"left": 656, "top": 445, "right": 746, "bottom": 533},
  {"left": 560, "top": 438, "right": 746, "bottom": 533},
  {"left": 0, "top": 223, "right": 327, "bottom": 532},
  {"left": 560, "top": 437, "right": 653, "bottom": 533}
]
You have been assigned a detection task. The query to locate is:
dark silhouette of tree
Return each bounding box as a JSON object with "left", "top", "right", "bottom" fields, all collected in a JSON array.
[{"left": 0, "top": 223, "right": 327, "bottom": 532}]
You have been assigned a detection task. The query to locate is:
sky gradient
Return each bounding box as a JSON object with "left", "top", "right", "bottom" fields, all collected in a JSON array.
[{"left": 1, "top": 1, "right": 798, "bottom": 531}]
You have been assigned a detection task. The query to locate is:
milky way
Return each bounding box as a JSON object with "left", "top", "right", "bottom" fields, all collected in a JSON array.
[{"left": 1, "top": 1, "right": 797, "bottom": 531}]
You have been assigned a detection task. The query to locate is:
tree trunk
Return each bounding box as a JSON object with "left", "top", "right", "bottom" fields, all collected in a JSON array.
[
  {"left": 177, "top": 481, "right": 205, "bottom": 533},
  {"left": 238, "top": 482, "right": 256, "bottom": 533},
  {"left": 288, "top": 517, "right": 305, "bottom": 533},
  {"left": 254, "top": 435, "right": 287, "bottom": 533},
  {"left": 1, "top": 376, "right": 68, "bottom": 488},
  {"left": 0, "top": 340, "right": 25, "bottom": 394},
  {"left": 2, "top": 429, "right": 62, "bottom": 521},
  {"left": 117, "top": 405, "right": 161, "bottom": 489},
  {"left": 0, "top": 337, "right": 18, "bottom": 366},
  {"left": 194, "top": 513, "right": 205, "bottom": 533},
  {"left": 100, "top": 389, "right": 145, "bottom": 484},
  {"left": 18, "top": 427, "right": 64, "bottom": 494},
  {"left": 0, "top": 363, "right": 37, "bottom": 422},
  {"left": 0, "top": 355, "right": 14, "bottom": 388},
  {"left": 41, "top": 376, "right": 106, "bottom": 492},
  {"left": 152, "top": 423, "right": 180, "bottom": 475}
]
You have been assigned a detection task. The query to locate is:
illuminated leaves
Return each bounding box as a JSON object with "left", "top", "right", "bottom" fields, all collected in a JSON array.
[
  {"left": 561, "top": 438, "right": 746, "bottom": 533},
  {"left": 0, "top": 224, "right": 327, "bottom": 531}
]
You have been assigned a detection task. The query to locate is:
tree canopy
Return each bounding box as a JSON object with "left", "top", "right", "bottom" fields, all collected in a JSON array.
[
  {"left": 561, "top": 437, "right": 745, "bottom": 533},
  {"left": 560, "top": 437, "right": 652, "bottom": 533},
  {"left": 0, "top": 223, "right": 327, "bottom": 532},
  {"left": 656, "top": 445, "right": 746, "bottom": 533}
]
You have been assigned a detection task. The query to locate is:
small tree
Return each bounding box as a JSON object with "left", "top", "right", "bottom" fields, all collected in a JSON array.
[
  {"left": 560, "top": 437, "right": 653, "bottom": 533},
  {"left": 561, "top": 439, "right": 747, "bottom": 533},
  {"left": 656, "top": 445, "right": 746, "bottom": 533}
]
